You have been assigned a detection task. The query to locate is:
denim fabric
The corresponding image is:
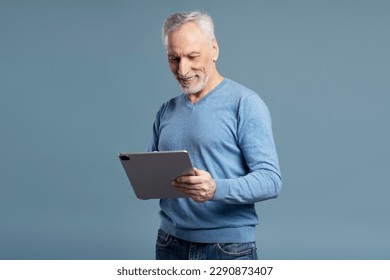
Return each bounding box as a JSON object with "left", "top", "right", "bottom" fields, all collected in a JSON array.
[{"left": 156, "top": 229, "right": 258, "bottom": 260}]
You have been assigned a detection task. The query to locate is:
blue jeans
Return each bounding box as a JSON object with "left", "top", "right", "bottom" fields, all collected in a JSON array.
[{"left": 156, "top": 229, "right": 258, "bottom": 260}]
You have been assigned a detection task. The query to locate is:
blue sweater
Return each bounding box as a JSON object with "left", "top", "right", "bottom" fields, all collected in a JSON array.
[{"left": 147, "top": 78, "right": 282, "bottom": 243}]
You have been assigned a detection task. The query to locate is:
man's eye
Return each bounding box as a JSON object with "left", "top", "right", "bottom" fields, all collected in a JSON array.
[{"left": 168, "top": 56, "right": 179, "bottom": 62}]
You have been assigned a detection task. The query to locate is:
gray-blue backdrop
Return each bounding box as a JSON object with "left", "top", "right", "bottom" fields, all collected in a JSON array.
[{"left": 1, "top": 0, "right": 389, "bottom": 260}]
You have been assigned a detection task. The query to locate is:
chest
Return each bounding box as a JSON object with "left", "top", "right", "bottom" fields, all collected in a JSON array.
[{"left": 157, "top": 103, "right": 238, "bottom": 151}]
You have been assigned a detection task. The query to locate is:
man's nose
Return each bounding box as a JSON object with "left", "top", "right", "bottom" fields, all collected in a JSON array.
[{"left": 178, "top": 58, "right": 190, "bottom": 76}]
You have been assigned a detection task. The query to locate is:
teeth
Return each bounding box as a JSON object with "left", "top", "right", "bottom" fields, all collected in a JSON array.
[{"left": 181, "top": 76, "right": 195, "bottom": 81}]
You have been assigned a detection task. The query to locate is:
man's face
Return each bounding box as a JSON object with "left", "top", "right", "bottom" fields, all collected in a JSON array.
[{"left": 166, "top": 22, "right": 217, "bottom": 95}]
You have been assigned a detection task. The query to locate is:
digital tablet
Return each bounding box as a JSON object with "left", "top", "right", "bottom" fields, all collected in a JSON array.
[{"left": 118, "top": 150, "right": 194, "bottom": 199}]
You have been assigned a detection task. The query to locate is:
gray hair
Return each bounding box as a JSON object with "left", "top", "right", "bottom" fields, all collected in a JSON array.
[{"left": 162, "top": 11, "right": 216, "bottom": 49}]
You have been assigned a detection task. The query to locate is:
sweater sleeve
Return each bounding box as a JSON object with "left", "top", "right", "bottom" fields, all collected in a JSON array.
[
  {"left": 146, "top": 103, "right": 167, "bottom": 152},
  {"left": 212, "top": 93, "right": 282, "bottom": 204}
]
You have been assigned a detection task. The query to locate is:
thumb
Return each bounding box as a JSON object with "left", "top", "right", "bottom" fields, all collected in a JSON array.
[{"left": 193, "top": 167, "right": 203, "bottom": 176}]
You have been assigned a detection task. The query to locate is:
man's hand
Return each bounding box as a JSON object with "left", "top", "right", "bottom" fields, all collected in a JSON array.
[{"left": 171, "top": 168, "right": 216, "bottom": 203}]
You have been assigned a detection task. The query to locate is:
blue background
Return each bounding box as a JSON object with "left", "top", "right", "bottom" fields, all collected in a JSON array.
[{"left": 1, "top": 0, "right": 389, "bottom": 259}]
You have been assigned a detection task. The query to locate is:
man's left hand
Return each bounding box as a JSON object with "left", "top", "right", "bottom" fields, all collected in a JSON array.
[{"left": 172, "top": 168, "right": 216, "bottom": 203}]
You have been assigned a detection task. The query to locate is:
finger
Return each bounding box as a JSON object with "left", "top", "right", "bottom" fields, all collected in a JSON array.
[
  {"left": 171, "top": 184, "right": 190, "bottom": 196},
  {"left": 171, "top": 179, "right": 191, "bottom": 188},
  {"left": 172, "top": 177, "right": 215, "bottom": 202},
  {"left": 175, "top": 175, "right": 202, "bottom": 185},
  {"left": 172, "top": 184, "right": 199, "bottom": 194},
  {"left": 193, "top": 167, "right": 200, "bottom": 175},
  {"left": 174, "top": 184, "right": 212, "bottom": 201},
  {"left": 193, "top": 167, "right": 207, "bottom": 176},
  {"left": 176, "top": 168, "right": 206, "bottom": 183}
]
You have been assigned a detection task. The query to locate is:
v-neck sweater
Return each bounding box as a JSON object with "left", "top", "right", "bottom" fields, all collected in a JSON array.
[{"left": 147, "top": 78, "right": 282, "bottom": 243}]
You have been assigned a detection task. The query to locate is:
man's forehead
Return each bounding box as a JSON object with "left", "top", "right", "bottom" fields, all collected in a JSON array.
[{"left": 166, "top": 23, "right": 209, "bottom": 54}]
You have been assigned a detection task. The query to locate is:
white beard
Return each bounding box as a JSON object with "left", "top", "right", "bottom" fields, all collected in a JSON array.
[
  {"left": 180, "top": 75, "right": 208, "bottom": 95},
  {"left": 179, "top": 64, "right": 213, "bottom": 95}
]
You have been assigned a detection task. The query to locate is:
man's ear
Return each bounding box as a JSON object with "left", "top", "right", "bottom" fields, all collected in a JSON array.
[{"left": 212, "top": 39, "right": 219, "bottom": 62}]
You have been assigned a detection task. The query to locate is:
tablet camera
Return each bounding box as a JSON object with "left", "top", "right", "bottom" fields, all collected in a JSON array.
[{"left": 119, "top": 155, "right": 130, "bottom": 161}]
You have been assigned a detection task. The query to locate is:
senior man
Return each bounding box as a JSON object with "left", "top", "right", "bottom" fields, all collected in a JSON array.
[{"left": 147, "top": 11, "right": 282, "bottom": 260}]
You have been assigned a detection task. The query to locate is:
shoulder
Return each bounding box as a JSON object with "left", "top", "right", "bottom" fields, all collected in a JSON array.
[
  {"left": 223, "top": 78, "right": 268, "bottom": 111},
  {"left": 224, "top": 78, "right": 253, "bottom": 93},
  {"left": 223, "top": 79, "right": 263, "bottom": 102}
]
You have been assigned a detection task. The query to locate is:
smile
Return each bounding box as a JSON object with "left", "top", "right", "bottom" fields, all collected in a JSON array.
[{"left": 179, "top": 76, "right": 196, "bottom": 83}]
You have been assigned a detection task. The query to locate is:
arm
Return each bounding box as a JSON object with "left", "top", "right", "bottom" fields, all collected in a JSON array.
[
  {"left": 213, "top": 94, "right": 282, "bottom": 204},
  {"left": 173, "top": 94, "right": 282, "bottom": 204}
]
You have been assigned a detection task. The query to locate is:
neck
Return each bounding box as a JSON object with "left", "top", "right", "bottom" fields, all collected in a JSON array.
[{"left": 187, "top": 71, "right": 224, "bottom": 104}]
